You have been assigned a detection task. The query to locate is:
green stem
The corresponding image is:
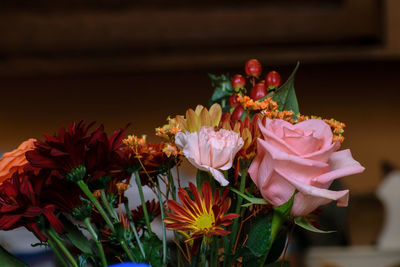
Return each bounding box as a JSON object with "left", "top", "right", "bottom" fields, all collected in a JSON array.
[
  {"left": 124, "top": 202, "right": 146, "bottom": 259},
  {"left": 120, "top": 239, "right": 136, "bottom": 263},
  {"left": 168, "top": 169, "right": 176, "bottom": 201},
  {"left": 47, "top": 238, "right": 69, "bottom": 267},
  {"left": 174, "top": 232, "right": 182, "bottom": 267},
  {"left": 100, "top": 189, "right": 118, "bottom": 220},
  {"left": 199, "top": 240, "right": 209, "bottom": 267},
  {"left": 84, "top": 217, "right": 107, "bottom": 267},
  {"left": 229, "top": 168, "right": 248, "bottom": 251},
  {"left": 210, "top": 237, "right": 218, "bottom": 267},
  {"left": 47, "top": 228, "right": 78, "bottom": 267},
  {"left": 156, "top": 187, "right": 167, "bottom": 266},
  {"left": 77, "top": 180, "right": 115, "bottom": 232},
  {"left": 134, "top": 171, "right": 152, "bottom": 232}
]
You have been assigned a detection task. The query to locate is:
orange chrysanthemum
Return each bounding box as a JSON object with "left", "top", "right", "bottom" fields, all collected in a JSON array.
[
  {"left": 0, "top": 138, "right": 36, "bottom": 184},
  {"left": 164, "top": 182, "right": 239, "bottom": 240}
]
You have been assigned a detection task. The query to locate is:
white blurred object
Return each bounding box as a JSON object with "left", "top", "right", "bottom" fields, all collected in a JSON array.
[
  {"left": 306, "top": 246, "right": 400, "bottom": 267},
  {"left": 0, "top": 227, "right": 41, "bottom": 253},
  {"left": 376, "top": 170, "right": 400, "bottom": 250}
]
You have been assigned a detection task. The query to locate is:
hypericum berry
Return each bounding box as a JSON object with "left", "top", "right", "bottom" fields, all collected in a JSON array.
[
  {"left": 265, "top": 71, "right": 281, "bottom": 88},
  {"left": 250, "top": 81, "right": 268, "bottom": 101},
  {"left": 231, "top": 105, "right": 245, "bottom": 121},
  {"left": 245, "top": 59, "right": 262, "bottom": 78},
  {"left": 231, "top": 74, "right": 246, "bottom": 89},
  {"left": 229, "top": 94, "right": 239, "bottom": 107}
]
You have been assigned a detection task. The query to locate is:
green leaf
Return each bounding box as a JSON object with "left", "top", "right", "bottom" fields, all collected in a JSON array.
[
  {"left": 294, "top": 216, "right": 336, "bottom": 234},
  {"left": 208, "top": 73, "right": 234, "bottom": 111},
  {"left": 268, "top": 62, "right": 300, "bottom": 114},
  {"left": 239, "top": 213, "right": 272, "bottom": 266},
  {"left": 135, "top": 233, "right": 163, "bottom": 266},
  {"left": 230, "top": 187, "right": 269, "bottom": 207},
  {"left": 245, "top": 213, "right": 272, "bottom": 257},
  {"left": 267, "top": 261, "right": 290, "bottom": 267},
  {"left": 0, "top": 244, "right": 28, "bottom": 267},
  {"left": 60, "top": 216, "right": 93, "bottom": 254}
]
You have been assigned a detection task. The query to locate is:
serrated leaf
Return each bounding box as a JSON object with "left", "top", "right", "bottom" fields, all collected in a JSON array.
[
  {"left": 294, "top": 216, "right": 336, "bottom": 234},
  {"left": 0, "top": 244, "right": 28, "bottom": 267},
  {"left": 60, "top": 216, "right": 93, "bottom": 254},
  {"left": 269, "top": 62, "right": 300, "bottom": 114}
]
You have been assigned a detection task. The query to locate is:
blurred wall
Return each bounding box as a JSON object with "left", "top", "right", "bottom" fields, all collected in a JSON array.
[{"left": 1, "top": 0, "right": 400, "bottom": 194}]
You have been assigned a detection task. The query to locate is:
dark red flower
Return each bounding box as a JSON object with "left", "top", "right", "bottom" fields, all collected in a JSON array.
[
  {"left": 26, "top": 121, "right": 126, "bottom": 184},
  {"left": 131, "top": 199, "right": 161, "bottom": 228},
  {"left": 0, "top": 170, "right": 66, "bottom": 241}
]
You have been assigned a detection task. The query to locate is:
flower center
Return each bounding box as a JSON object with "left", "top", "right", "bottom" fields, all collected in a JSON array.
[{"left": 195, "top": 212, "right": 215, "bottom": 231}]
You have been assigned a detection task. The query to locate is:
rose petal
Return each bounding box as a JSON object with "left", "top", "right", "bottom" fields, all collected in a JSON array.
[{"left": 314, "top": 149, "right": 365, "bottom": 184}]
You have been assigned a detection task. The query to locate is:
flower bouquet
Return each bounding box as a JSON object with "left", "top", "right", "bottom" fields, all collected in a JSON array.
[{"left": 0, "top": 59, "right": 364, "bottom": 267}]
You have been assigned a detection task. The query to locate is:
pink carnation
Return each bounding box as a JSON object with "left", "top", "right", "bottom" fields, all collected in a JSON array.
[{"left": 175, "top": 126, "right": 244, "bottom": 186}]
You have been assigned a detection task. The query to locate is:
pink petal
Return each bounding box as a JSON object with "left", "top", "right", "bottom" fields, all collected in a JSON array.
[
  {"left": 209, "top": 168, "right": 229, "bottom": 186},
  {"left": 314, "top": 149, "right": 365, "bottom": 184}
]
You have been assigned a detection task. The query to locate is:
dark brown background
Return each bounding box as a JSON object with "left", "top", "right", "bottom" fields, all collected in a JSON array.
[{"left": 1, "top": 0, "right": 400, "bottom": 195}]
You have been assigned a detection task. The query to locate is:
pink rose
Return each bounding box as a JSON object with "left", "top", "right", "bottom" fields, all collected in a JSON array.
[
  {"left": 175, "top": 126, "right": 244, "bottom": 186},
  {"left": 248, "top": 118, "right": 364, "bottom": 216}
]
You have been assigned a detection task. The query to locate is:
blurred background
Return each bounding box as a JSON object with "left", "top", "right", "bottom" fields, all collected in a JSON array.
[{"left": 1, "top": 0, "right": 400, "bottom": 266}]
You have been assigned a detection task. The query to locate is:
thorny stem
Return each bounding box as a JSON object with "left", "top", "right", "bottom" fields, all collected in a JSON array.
[
  {"left": 134, "top": 171, "right": 153, "bottom": 232},
  {"left": 83, "top": 217, "right": 107, "bottom": 267}
]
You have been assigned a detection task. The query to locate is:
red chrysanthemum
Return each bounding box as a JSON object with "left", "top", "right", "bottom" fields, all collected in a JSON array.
[
  {"left": 131, "top": 199, "right": 161, "bottom": 228},
  {"left": 26, "top": 121, "right": 126, "bottom": 183},
  {"left": 0, "top": 170, "right": 66, "bottom": 241},
  {"left": 164, "top": 182, "right": 239, "bottom": 241}
]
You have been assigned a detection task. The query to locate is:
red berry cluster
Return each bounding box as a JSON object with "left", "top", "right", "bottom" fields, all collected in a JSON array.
[{"left": 229, "top": 59, "right": 282, "bottom": 121}]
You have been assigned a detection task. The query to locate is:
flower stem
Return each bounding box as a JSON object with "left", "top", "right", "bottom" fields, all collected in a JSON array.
[
  {"left": 168, "top": 169, "right": 176, "bottom": 201},
  {"left": 84, "top": 217, "right": 107, "bottom": 267},
  {"left": 47, "top": 238, "right": 69, "bottom": 267},
  {"left": 47, "top": 228, "right": 78, "bottom": 267},
  {"left": 77, "top": 180, "right": 136, "bottom": 263},
  {"left": 100, "top": 189, "right": 118, "bottom": 220},
  {"left": 134, "top": 172, "right": 152, "bottom": 232},
  {"left": 124, "top": 202, "right": 146, "bottom": 259},
  {"left": 210, "top": 237, "right": 218, "bottom": 267},
  {"left": 229, "top": 168, "right": 247, "bottom": 252},
  {"left": 77, "top": 180, "right": 115, "bottom": 232},
  {"left": 120, "top": 239, "right": 136, "bottom": 263},
  {"left": 156, "top": 187, "right": 167, "bottom": 267}
]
